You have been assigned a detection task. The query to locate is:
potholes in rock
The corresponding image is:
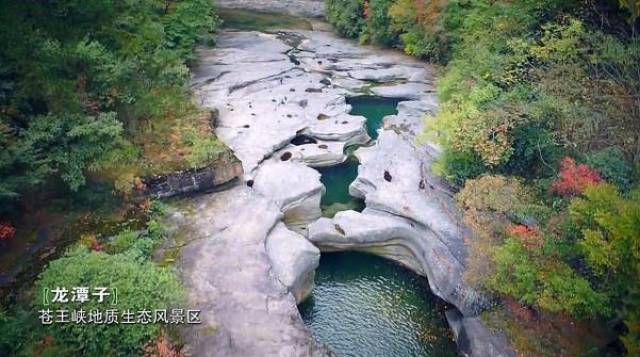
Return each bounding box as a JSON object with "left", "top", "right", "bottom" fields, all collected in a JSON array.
[
  {"left": 317, "top": 113, "right": 329, "bottom": 120},
  {"left": 287, "top": 52, "right": 301, "bottom": 66},
  {"left": 384, "top": 170, "right": 393, "bottom": 182},
  {"left": 280, "top": 152, "right": 293, "bottom": 161},
  {"left": 318, "top": 157, "right": 365, "bottom": 218},
  {"left": 246, "top": 180, "right": 254, "bottom": 188},
  {"left": 318, "top": 144, "right": 328, "bottom": 149},
  {"left": 299, "top": 252, "right": 458, "bottom": 357},
  {"left": 347, "top": 96, "right": 402, "bottom": 140},
  {"left": 291, "top": 134, "right": 317, "bottom": 146},
  {"left": 305, "top": 88, "right": 323, "bottom": 93}
]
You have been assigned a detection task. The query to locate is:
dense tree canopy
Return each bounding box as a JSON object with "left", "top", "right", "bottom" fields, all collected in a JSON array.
[{"left": 0, "top": 0, "right": 220, "bottom": 216}]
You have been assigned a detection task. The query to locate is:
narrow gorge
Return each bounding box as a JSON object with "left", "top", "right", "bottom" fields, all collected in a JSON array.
[{"left": 168, "top": 16, "right": 515, "bottom": 357}]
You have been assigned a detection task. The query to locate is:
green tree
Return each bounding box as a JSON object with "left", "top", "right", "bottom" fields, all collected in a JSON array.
[
  {"left": 0, "top": 0, "right": 219, "bottom": 214},
  {"left": 570, "top": 184, "right": 640, "bottom": 353}
]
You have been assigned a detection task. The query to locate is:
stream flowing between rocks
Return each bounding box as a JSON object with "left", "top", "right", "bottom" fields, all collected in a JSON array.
[
  {"left": 178, "top": 23, "right": 514, "bottom": 357},
  {"left": 306, "top": 98, "right": 458, "bottom": 356}
]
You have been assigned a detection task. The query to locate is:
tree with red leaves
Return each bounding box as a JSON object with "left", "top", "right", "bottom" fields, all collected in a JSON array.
[
  {"left": 0, "top": 222, "right": 16, "bottom": 240},
  {"left": 551, "top": 157, "right": 602, "bottom": 197},
  {"left": 507, "top": 224, "right": 544, "bottom": 250}
]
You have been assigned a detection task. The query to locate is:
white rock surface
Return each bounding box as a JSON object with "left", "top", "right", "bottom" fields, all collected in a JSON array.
[
  {"left": 266, "top": 222, "right": 321, "bottom": 303},
  {"left": 175, "top": 187, "right": 326, "bottom": 356},
  {"left": 252, "top": 161, "right": 324, "bottom": 233},
  {"left": 272, "top": 141, "right": 348, "bottom": 168},
  {"left": 216, "top": 0, "right": 325, "bottom": 17},
  {"left": 370, "top": 82, "right": 435, "bottom": 99}
]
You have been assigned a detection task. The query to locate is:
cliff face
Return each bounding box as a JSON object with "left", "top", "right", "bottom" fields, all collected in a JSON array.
[{"left": 216, "top": 0, "right": 325, "bottom": 17}]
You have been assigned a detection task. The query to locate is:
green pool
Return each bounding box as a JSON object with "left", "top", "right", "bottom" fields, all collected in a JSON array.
[
  {"left": 308, "top": 97, "right": 457, "bottom": 356},
  {"left": 347, "top": 96, "right": 401, "bottom": 139},
  {"left": 299, "top": 252, "right": 458, "bottom": 356},
  {"left": 317, "top": 157, "right": 364, "bottom": 217},
  {"left": 318, "top": 96, "right": 403, "bottom": 217}
]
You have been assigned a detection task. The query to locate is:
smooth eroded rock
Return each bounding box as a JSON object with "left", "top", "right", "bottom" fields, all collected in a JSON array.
[
  {"left": 266, "top": 222, "right": 320, "bottom": 303},
  {"left": 174, "top": 186, "right": 325, "bottom": 356},
  {"left": 253, "top": 161, "right": 324, "bottom": 233}
]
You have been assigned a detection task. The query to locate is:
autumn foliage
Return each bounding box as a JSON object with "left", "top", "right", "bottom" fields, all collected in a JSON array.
[
  {"left": 507, "top": 224, "right": 544, "bottom": 250},
  {"left": 551, "top": 157, "right": 602, "bottom": 197},
  {"left": 0, "top": 222, "right": 16, "bottom": 240}
]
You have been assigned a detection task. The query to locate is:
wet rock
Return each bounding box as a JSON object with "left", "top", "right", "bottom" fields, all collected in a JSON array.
[
  {"left": 308, "top": 209, "right": 483, "bottom": 316},
  {"left": 144, "top": 156, "right": 243, "bottom": 199},
  {"left": 446, "top": 309, "right": 516, "bottom": 357}
]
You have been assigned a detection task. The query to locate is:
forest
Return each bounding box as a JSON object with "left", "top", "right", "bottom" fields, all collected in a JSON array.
[
  {"left": 326, "top": 0, "right": 640, "bottom": 355},
  {"left": 0, "top": 0, "right": 222, "bottom": 355}
]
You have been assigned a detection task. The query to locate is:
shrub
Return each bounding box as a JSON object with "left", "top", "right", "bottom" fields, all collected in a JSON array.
[
  {"left": 325, "top": 0, "right": 367, "bottom": 38},
  {"left": 488, "top": 237, "right": 608, "bottom": 318},
  {"left": 550, "top": 157, "right": 602, "bottom": 197},
  {"left": 388, "top": 0, "right": 450, "bottom": 61},
  {"left": 0, "top": 0, "right": 220, "bottom": 211},
  {"left": 586, "top": 146, "right": 634, "bottom": 190},
  {"left": 432, "top": 149, "right": 485, "bottom": 188},
  {"left": 0, "top": 222, "right": 16, "bottom": 240},
  {"left": 457, "top": 175, "right": 536, "bottom": 284},
  {"left": 359, "top": 0, "right": 398, "bottom": 46},
  {"left": 569, "top": 184, "right": 640, "bottom": 353},
  {"left": 33, "top": 247, "right": 184, "bottom": 356}
]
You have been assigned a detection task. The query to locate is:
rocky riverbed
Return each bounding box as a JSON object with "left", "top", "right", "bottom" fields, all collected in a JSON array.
[{"left": 171, "top": 25, "right": 515, "bottom": 357}]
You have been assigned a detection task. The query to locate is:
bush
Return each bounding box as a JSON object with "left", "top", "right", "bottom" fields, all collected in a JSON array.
[
  {"left": 586, "top": 146, "right": 634, "bottom": 190},
  {"left": 326, "top": 0, "right": 367, "bottom": 38},
  {"left": 550, "top": 157, "right": 602, "bottom": 197},
  {"left": 33, "top": 247, "right": 184, "bottom": 356},
  {"left": 432, "top": 149, "right": 485, "bottom": 188},
  {"left": 359, "top": 0, "right": 398, "bottom": 46},
  {"left": 0, "top": 0, "right": 220, "bottom": 211},
  {"left": 488, "top": 237, "right": 608, "bottom": 318},
  {"left": 569, "top": 184, "right": 640, "bottom": 354},
  {"left": 388, "top": 0, "right": 450, "bottom": 61}
]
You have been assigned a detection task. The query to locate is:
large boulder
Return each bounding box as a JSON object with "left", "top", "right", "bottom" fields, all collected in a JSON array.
[
  {"left": 252, "top": 161, "right": 324, "bottom": 233},
  {"left": 266, "top": 222, "right": 320, "bottom": 303},
  {"left": 308, "top": 209, "right": 483, "bottom": 316},
  {"left": 174, "top": 186, "right": 326, "bottom": 356},
  {"left": 446, "top": 310, "right": 516, "bottom": 357}
]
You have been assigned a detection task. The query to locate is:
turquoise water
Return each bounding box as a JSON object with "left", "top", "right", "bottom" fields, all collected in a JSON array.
[
  {"left": 347, "top": 96, "right": 401, "bottom": 139},
  {"left": 299, "top": 252, "right": 458, "bottom": 357},
  {"left": 308, "top": 98, "right": 457, "bottom": 356},
  {"left": 318, "top": 96, "right": 401, "bottom": 217},
  {"left": 317, "top": 157, "right": 364, "bottom": 217}
]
